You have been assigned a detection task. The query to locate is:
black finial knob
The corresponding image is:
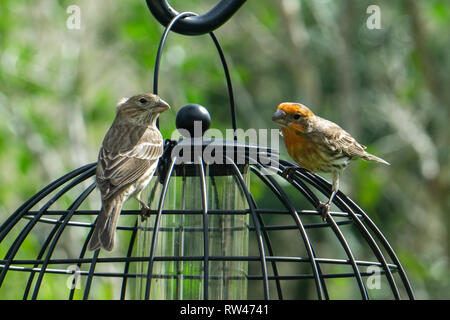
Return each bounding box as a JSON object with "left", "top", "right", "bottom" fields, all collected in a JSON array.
[{"left": 176, "top": 104, "right": 211, "bottom": 138}]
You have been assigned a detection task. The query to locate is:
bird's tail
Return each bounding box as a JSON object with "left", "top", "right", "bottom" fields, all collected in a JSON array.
[
  {"left": 88, "top": 197, "right": 123, "bottom": 251},
  {"left": 363, "top": 152, "right": 390, "bottom": 165}
]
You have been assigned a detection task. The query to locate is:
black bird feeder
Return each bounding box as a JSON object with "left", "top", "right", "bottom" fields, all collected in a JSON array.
[{"left": 0, "top": 0, "right": 414, "bottom": 300}]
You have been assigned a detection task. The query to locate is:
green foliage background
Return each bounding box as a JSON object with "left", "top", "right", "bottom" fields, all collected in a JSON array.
[{"left": 0, "top": 0, "right": 448, "bottom": 299}]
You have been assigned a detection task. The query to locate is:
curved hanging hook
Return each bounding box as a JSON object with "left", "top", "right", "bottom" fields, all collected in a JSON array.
[
  {"left": 153, "top": 12, "right": 237, "bottom": 135},
  {"left": 146, "top": 0, "right": 246, "bottom": 36},
  {"left": 153, "top": 12, "right": 196, "bottom": 95}
]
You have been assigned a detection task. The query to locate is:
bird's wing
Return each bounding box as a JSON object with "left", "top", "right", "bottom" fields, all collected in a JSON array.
[
  {"left": 96, "top": 124, "right": 163, "bottom": 199},
  {"left": 315, "top": 118, "right": 366, "bottom": 158}
]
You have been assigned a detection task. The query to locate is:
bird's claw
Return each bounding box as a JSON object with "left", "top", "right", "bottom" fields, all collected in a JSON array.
[
  {"left": 140, "top": 204, "right": 151, "bottom": 222},
  {"left": 283, "top": 167, "right": 297, "bottom": 183},
  {"left": 317, "top": 202, "right": 330, "bottom": 222}
]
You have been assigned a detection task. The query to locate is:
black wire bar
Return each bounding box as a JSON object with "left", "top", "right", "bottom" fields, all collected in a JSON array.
[
  {"left": 1, "top": 263, "right": 397, "bottom": 281},
  {"left": 245, "top": 153, "right": 414, "bottom": 299},
  {"left": 144, "top": 156, "right": 178, "bottom": 300},
  {"left": 224, "top": 155, "right": 269, "bottom": 299},
  {"left": 153, "top": 12, "right": 196, "bottom": 96},
  {"left": 255, "top": 154, "right": 402, "bottom": 298},
  {"left": 22, "top": 216, "right": 355, "bottom": 232},
  {"left": 198, "top": 157, "right": 209, "bottom": 300},
  {"left": 0, "top": 163, "right": 96, "bottom": 292},
  {"left": 254, "top": 162, "right": 369, "bottom": 299},
  {"left": 271, "top": 158, "right": 397, "bottom": 296},
  {"left": 0, "top": 144, "right": 414, "bottom": 299},
  {"left": 0, "top": 163, "right": 96, "bottom": 240},
  {"left": 248, "top": 196, "right": 283, "bottom": 299},
  {"left": 120, "top": 219, "right": 139, "bottom": 300},
  {"left": 248, "top": 155, "right": 331, "bottom": 299},
  {"left": 280, "top": 161, "right": 401, "bottom": 299},
  {"left": 68, "top": 215, "right": 98, "bottom": 300},
  {"left": 82, "top": 245, "right": 100, "bottom": 300},
  {"left": 250, "top": 165, "right": 332, "bottom": 299},
  {"left": 278, "top": 158, "right": 412, "bottom": 299},
  {"left": 0, "top": 256, "right": 400, "bottom": 268},
  {"left": 153, "top": 12, "right": 237, "bottom": 134},
  {"left": 249, "top": 165, "right": 326, "bottom": 299},
  {"left": 32, "top": 183, "right": 96, "bottom": 300},
  {"left": 23, "top": 208, "right": 357, "bottom": 217}
]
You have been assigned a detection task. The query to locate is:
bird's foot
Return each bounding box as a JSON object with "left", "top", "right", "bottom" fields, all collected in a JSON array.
[
  {"left": 135, "top": 197, "right": 151, "bottom": 221},
  {"left": 317, "top": 202, "right": 330, "bottom": 222},
  {"left": 283, "top": 166, "right": 297, "bottom": 183},
  {"left": 140, "top": 204, "right": 151, "bottom": 222}
]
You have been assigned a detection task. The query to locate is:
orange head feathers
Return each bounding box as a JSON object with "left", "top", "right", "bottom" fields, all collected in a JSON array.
[
  {"left": 272, "top": 102, "right": 315, "bottom": 132},
  {"left": 277, "top": 102, "right": 315, "bottom": 118}
]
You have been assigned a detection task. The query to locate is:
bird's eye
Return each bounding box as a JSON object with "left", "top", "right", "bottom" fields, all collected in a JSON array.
[
  {"left": 293, "top": 114, "right": 301, "bottom": 120},
  {"left": 139, "top": 98, "right": 147, "bottom": 104}
]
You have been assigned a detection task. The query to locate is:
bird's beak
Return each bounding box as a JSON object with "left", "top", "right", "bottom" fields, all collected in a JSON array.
[
  {"left": 154, "top": 99, "right": 171, "bottom": 113},
  {"left": 272, "top": 109, "right": 287, "bottom": 123}
]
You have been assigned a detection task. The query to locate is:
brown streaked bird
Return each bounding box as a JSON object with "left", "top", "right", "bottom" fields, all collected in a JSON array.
[
  {"left": 272, "top": 102, "right": 389, "bottom": 221},
  {"left": 88, "top": 93, "right": 170, "bottom": 251}
]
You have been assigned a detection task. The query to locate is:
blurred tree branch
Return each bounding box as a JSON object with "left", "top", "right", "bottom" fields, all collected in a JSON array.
[
  {"left": 405, "top": 0, "right": 450, "bottom": 271},
  {"left": 276, "top": 0, "right": 320, "bottom": 106},
  {"left": 405, "top": 0, "right": 447, "bottom": 107}
]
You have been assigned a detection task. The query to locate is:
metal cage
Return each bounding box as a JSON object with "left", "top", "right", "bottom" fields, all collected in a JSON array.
[{"left": 0, "top": 139, "right": 414, "bottom": 300}]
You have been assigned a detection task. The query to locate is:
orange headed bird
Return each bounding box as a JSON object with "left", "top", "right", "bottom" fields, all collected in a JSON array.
[{"left": 272, "top": 102, "right": 389, "bottom": 221}]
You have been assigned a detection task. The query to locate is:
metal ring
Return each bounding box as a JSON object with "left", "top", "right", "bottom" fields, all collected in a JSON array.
[{"left": 146, "top": 0, "right": 246, "bottom": 35}]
